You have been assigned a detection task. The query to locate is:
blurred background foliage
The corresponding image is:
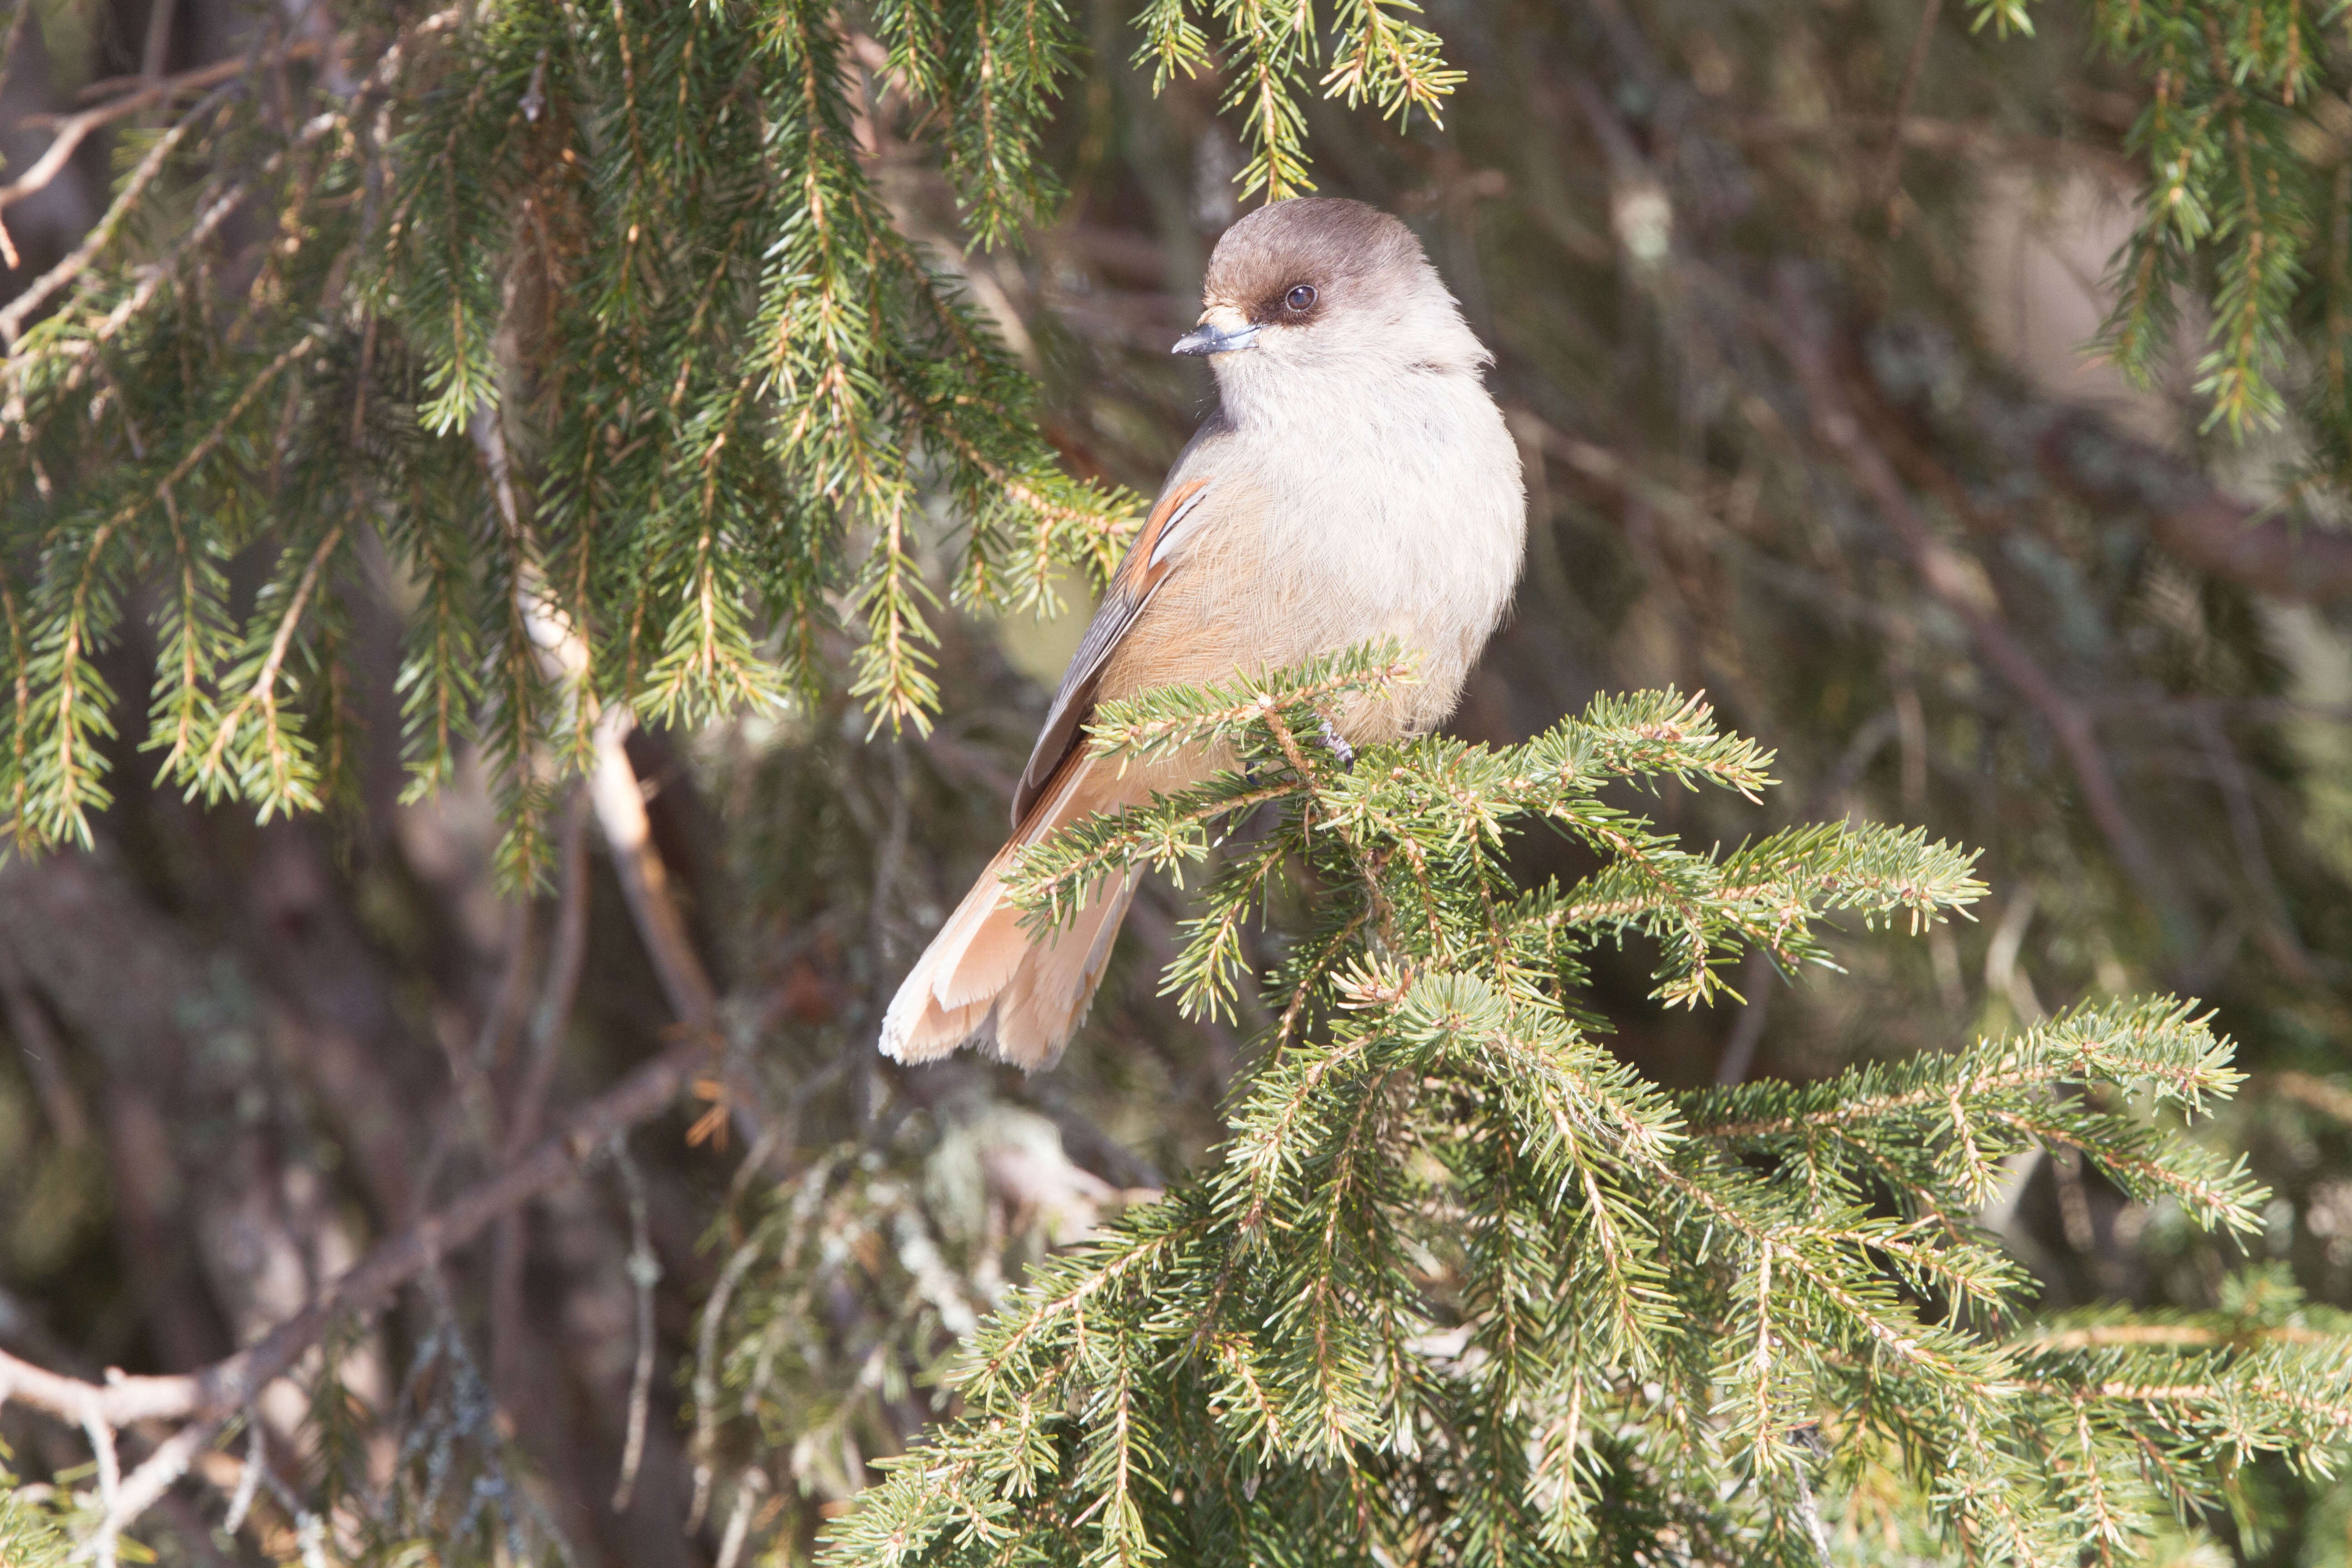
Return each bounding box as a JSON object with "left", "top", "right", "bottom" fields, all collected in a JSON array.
[{"left": 4, "top": 0, "right": 2352, "bottom": 1560}]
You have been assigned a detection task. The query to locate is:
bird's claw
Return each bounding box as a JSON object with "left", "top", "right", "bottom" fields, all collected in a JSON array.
[{"left": 1317, "top": 716, "right": 1356, "bottom": 772}]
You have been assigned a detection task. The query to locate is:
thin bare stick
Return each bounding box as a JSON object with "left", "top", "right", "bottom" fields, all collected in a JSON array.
[
  {"left": 1875, "top": 0, "right": 1946, "bottom": 228},
  {"left": 608, "top": 1134, "right": 660, "bottom": 1512},
  {"left": 592, "top": 706, "right": 719, "bottom": 1026},
  {"left": 83, "top": 1403, "right": 121, "bottom": 1568},
  {"left": 1766, "top": 270, "right": 2178, "bottom": 932},
  {"left": 689, "top": 1235, "right": 764, "bottom": 1531},
  {"left": 0, "top": 1028, "right": 706, "bottom": 1433},
  {"left": 140, "top": 0, "right": 180, "bottom": 86},
  {"left": 0, "top": 81, "right": 236, "bottom": 343},
  {"left": 714, "top": 1469, "right": 766, "bottom": 1568},
  {"left": 93, "top": 1412, "right": 223, "bottom": 1564},
  {"left": 221, "top": 1418, "right": 263, "bottom": 1534},
  {"left": 490, "top": 793, "right": 589, "bottom": 1404},
  {"left": 510, "top": 795, "right": 593, "bottom": 1156}
]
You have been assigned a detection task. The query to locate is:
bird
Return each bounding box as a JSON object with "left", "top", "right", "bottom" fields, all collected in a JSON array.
[{"left": 880, "top": 196, "right": 1527, "bottom": 1071}]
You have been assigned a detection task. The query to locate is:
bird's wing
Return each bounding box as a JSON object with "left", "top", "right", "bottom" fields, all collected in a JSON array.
[{"left": 1011, "top": 428, "right": 1227, "bottom": 824}]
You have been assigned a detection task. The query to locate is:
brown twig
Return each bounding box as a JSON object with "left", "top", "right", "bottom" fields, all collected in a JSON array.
[
  {"left": 93, "top": 1413, "right": 223, "bottom": 1568},
  {"left": 0, "top": 47, "right": 307, "bottom": 218},
  {"left": 1875, "top": 0, "right": 1948, "bottom": 229},
  {"left": 591, "top": 706, "right": 720, "bottom": 1027},
  {"left": 714, "top": 1467, "right": 766, "bottom": 1568},
  {"left": 489, "top": 792, "right": 590, "bottom": 1406},
  {"left": 1766, "top": 270, "right": 2180, "bottom": 934},
  {"left": 2034, "top": 409, "right": 2352, "bottom": 603},
  {"left": 0, "top": 1027, "right": 705, "bottom": 1433},
  {"left": 608, "top": 1135, "right": 660, "bottom": 1512},
  {"left": 688, "top": 1234, "right": 765, "bottom": 1531}
]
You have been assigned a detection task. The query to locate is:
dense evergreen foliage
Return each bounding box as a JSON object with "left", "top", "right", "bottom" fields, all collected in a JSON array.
[
  {"left": 812, "top": 663, "right": 2310, "bottom": 1567},
  {"left": 5, "top": 0, "right": 2352, "bottom": 1563}
]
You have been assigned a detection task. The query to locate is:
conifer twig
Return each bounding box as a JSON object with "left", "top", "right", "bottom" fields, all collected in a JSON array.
[
  {"left": 608, "top": 1134, "right": 660, "bottom": 1512},
  {"left": 490, "top": 794, "right": 589, "bottom": 1406},
  {"left": 0, "top": 1025, "right": 705, "bottom": 1427},
  {"left": 0, "top": 48, "right": 312, "bottom": 220},
  {"left": 1874, "top": 0, "right": 1945, "bottom": 227},
  {"left": 1767, "top": 271, "right": 2179, "bottom": 936},
  {"left": 1, "top": 95, "right": 216, "bottom": 342}
]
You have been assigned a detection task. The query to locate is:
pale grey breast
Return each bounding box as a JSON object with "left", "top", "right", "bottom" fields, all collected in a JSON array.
[{"left": 1243, "top": 368, "right": 1525, "bottom": 734}]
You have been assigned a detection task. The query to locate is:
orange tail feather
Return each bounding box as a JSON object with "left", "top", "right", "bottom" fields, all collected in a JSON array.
[{"left": 879, "top": 755, "right": 1151, "bottom": 1072}]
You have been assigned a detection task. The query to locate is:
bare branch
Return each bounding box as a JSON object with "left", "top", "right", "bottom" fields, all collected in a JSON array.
[
  {"left": 1874, "top": 0, "right": 1946, "bottom": 227},
  {"left": 2034, "top": 409, "right": 2352, "bottom": 603},
  {"left": 592, "top": 706, "right": 719, "bottom": 1027},
  {"left": 1766, "top": 270, "right": 2180, "bottom": 931},
  {"left": 490, "top": 794, "right": 589, "bottom": 1407},
  {"left": 0, "top": 1028, "right": 705, "bottom": 1433},
  {"left": 0, "top": 39, "right": 321, "bottom": 210},
  {"left": 608, "top": 1135, "right": 660, "bottom": 1512},
  {"left": 93, "top": 1414, "right": 222, "bottom": 1567}
]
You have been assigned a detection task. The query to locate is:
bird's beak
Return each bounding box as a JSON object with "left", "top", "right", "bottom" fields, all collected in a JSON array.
[{"left": 1172, "top": 313, "right": 1260, "bottom": 356}]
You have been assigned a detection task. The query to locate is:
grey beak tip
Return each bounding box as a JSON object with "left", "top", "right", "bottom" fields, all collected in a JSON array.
[{"left": 1172, "top": 323, "right": 1259, "bottom": 356}]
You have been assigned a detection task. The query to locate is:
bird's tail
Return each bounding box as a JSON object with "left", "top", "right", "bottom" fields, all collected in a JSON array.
[{"left": 879, "top": 753, "right": 1154, "bottom": 1072}]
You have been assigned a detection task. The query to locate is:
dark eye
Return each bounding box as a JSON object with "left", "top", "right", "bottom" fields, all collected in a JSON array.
[{"left": 1284, "top": 284, "right": 1317, "bottom": 313}]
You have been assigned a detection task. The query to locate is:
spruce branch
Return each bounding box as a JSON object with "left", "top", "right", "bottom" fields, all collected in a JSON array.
[
  {"left": 822, "top": 655, "right": 2326, "bottom": 1568},
  {"left": 0, "top": 0, "right": 1470, "bottom": 851}
]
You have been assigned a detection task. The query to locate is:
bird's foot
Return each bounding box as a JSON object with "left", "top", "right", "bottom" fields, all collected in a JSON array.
[{"left": 1317, "top": 716, "right": 1356, "bottom": 772}]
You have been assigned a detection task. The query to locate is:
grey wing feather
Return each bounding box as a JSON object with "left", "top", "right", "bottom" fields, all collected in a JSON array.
[{"left": 1010, "top": 415, "right": 1229, "bottom": 824}]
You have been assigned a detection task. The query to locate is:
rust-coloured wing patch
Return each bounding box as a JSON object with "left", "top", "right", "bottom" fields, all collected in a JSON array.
[{"left": 1011, "top": 476, "right": 1213, "bottom": 823}]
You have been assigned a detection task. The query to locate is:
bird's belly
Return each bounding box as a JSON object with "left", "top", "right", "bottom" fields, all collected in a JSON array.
[
  {"left": 1298, "top": 542, "right": 1514, "bottom": 739},
  {"left": 1100, "top": 373, "right": 1525, "bottom": 745},
  {"left": 1110, "top": 478, "right": 1520, "bottom": 744}
]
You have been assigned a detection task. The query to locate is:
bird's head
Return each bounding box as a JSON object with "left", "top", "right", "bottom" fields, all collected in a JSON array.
[{"left": 1173, "top": 198, "right": 1489, "bottom": 402}]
